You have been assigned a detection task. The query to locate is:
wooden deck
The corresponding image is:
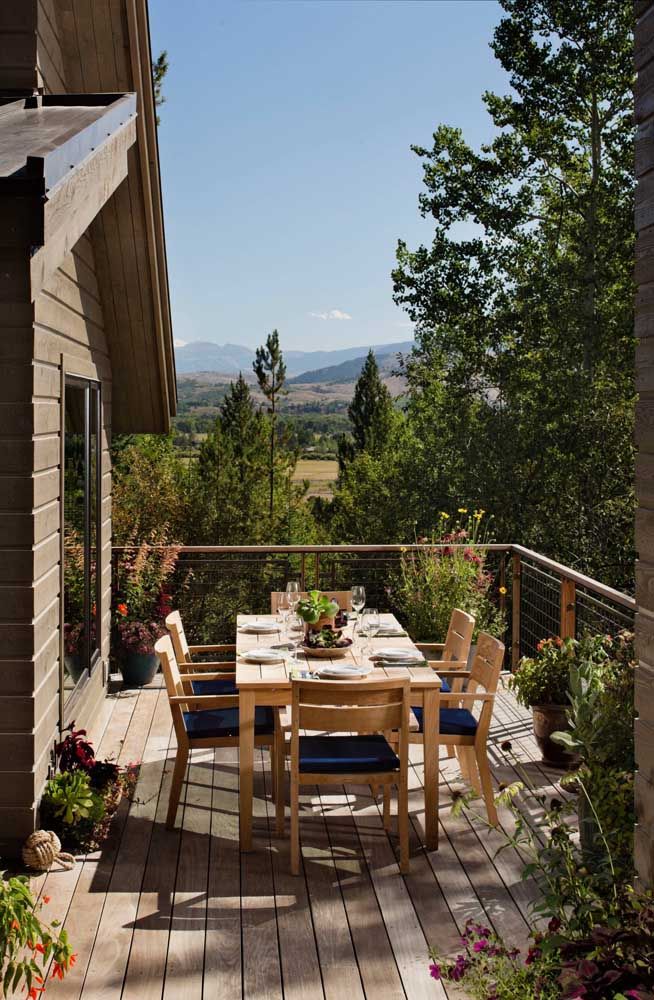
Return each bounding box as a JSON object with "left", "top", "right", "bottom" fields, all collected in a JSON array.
[{"left": 33, "top": 678, "right": 565, "bottom": 1000}]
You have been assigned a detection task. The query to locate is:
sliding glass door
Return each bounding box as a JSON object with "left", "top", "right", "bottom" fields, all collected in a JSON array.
[{"left": 62, "top": 376, "right": 101, "bottom": 715}]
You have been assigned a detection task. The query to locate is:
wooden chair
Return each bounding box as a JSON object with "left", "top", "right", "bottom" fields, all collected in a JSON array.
[
  {"left": 155, "top": 634, "right": 285, "bottom": 832},
  {"left": 165, "top": 609, "right": 237, "bottom": 696},
  {"left": 416, "top": 608, "right": 475, "bottom": 756},
  {"left": 390, "top": 632, "right": 505, "bottom": 826},
  {"left": 289, "top": 677, "right": 411, "bottom": 876},
  {"left": 270, "top": 590, "right": 353, "bottom": 613}
]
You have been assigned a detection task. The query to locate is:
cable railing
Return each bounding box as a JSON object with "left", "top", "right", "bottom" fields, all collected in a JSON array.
[{"left": 111, "top": 543, "right": 636, "bottom": 665}]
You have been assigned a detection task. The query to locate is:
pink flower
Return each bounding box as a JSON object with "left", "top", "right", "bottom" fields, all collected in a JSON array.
[{"left": 429, "top": 964, "right": 441, "bottom": 980}]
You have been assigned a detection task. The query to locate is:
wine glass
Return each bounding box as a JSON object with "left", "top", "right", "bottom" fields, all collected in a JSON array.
[
  {"left": 286, "top": 613, "right": 303, "bottom": 667},
  {"left": 352, "top": 585, "right": 366, "bottom": 618},
  {"left": 276, "top": 592, "right": 290, "bottom": 630},
  {"left": 286, "top": 580, "right": 301, "bottom": 613}
]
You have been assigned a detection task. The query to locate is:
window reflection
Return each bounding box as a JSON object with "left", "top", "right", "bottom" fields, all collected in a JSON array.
[{"left": 63, "top": 379, "right": 100, "bottom": 704}]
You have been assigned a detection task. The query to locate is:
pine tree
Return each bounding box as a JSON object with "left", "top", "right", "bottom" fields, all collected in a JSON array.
[
  {"left": 253, "top": 330, "right": 287, "bottom": 519},
  {"left": 220, "top": 373, "right": 261, "bottom": 475},
  {"left": 338, "top": 350, "right": 394, "bottom": 469}
]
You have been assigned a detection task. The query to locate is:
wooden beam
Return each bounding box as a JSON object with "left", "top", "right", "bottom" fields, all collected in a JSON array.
[{"left": 30, "top": 117, "right": 136, "bottom": 299}]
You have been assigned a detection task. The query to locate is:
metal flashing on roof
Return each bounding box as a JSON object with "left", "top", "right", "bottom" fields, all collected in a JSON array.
[{"left": 0, "top": 92, "right": 137, "bottom": 194}]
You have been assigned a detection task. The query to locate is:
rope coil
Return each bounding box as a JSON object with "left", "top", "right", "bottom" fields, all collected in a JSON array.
[{"left": 22, "top": 831, "right": 75, "bottom": 872}]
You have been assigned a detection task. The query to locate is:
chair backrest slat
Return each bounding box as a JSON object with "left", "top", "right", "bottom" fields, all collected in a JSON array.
[
  {"left": 271, "top": 590, "right": 352, "bottom": 613},
  {"left": 468, "top": 632, "right": 505, "bottom": 696},
  {"left": 442, "top": 608, "right": 475, "bottom": 663},
  {"left": 292, "top": 677, "right": 408, "bottom": 735},
  {"left": 165, "top": 610, "right": 191, "bottom": 664}
]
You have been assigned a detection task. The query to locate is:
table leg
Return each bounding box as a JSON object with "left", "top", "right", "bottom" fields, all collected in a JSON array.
[
  {"left": 423, "top": 688, "right": 439, "bottom": 850},
  {"left": 239, "top": 690, "right": 256, "bottom": 851}
]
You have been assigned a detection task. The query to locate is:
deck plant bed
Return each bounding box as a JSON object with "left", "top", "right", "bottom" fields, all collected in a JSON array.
[{"left": 40, "top": 725, "right": 138, "bottom": 853}]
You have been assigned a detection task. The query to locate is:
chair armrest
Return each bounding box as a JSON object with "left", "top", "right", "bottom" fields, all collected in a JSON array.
[
  {"left": 436, "top": 668, "right": 471, "bottom": 678},
  {"left": 169, "top": 694, "right": 239, "bottom": 709},
  {"left": 444, "top": 692, "right": 495, "bottom": 704},
  {"left": 180, "top": 660, "right": 235, "bottom": 672},
  {"left": 182, "top": 672, "right": 236, "bottom": 683},
  {"left": 189, "top": 643, "right": 237, "bottom": 654},
  {"left": 415, "top": 643, "right": 445, "bottom": 653},
  {"left": 427, "top": 661, "right": 468, "bottom": 672}
]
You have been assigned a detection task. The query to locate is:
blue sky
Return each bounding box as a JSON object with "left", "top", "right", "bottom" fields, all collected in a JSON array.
[{"left": 150, "top": 0, "right": 505, "bottom": 353}]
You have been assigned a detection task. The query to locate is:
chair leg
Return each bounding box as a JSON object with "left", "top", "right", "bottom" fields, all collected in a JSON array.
[
  {"left": 166, "top": 745, "right": 189, "bottom": 830},
  {"left": 475, "top": 748, "right": 498, "bottom": 826},
  {"left": 290, "top": 775, "right": 300, "bottom": 875},
  {"left": 398, "top": 778, "right": 410, "bottom": 874},
  {"left": 465, "top": 748, "right": 481, "bottom": 795},
  {"left": 455, "top": 746, "right": 470, "bottom": 785},
  {"left": 275, "top": 733, "right": 286, "bottom": 836},
  {"left": 383, "top": 785, "right": 391, "bottom": 830}
]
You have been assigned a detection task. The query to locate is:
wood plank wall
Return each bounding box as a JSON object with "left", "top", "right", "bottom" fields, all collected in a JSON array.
[
  {"left": 0, "top": 1, "right": 38, "bottom": 91},
  {"left": 636, "top": 0, "right": 654, "bottom": 884},
  {"left": 0, "top": 3, "right": 113, "bottom": 855}
]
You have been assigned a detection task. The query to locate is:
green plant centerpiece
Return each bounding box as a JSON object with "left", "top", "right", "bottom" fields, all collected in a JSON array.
[{"left": 296, "top": 590, "right": 340, "bottom": 632}]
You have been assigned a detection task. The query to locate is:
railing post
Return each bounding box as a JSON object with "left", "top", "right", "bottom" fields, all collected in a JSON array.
[
  {"left": 560, "top": 576, "right": 576, "bottom": 639},
  {"left": 511, "top": 552, "right": 521, "bottom": 670},
  {"left": 315, "top": 552, "right": 320, "bottom": 591},
  {"left": 300, "top": 553, "right": 306, "bottom": 591}
]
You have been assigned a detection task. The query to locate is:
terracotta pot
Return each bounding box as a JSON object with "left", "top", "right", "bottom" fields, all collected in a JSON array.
[{"left": 531, "top": 704, "right": 576, "bottom": 768}]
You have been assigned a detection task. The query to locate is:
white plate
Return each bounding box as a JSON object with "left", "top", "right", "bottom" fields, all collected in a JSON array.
[
  {"left": 375, "top": 646, "right": 417, "bottom": 660},
  {"left": 318, "top": 664, "right": 371, "bottom": 679},
  {"left": 241, "top": 647, "right": 286, "bottom": 663},
  {"left": 238, "top": 623, "right": 279, "bottom": 635}
]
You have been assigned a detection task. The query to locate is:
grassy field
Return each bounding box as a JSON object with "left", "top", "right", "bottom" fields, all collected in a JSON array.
[{"left": 293, "top": 458, "right": 339, "bottom": 497}]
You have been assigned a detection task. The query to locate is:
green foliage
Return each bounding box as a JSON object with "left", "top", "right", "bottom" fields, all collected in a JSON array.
[
  {"left": 296, "top": 590, "right": 339, "bottom": 625},
  {"left": 41, "top": 771, "right": 105, "bottom": 827},
  {"left": 112, "top": 435, "right": 189, "bottom": 544},
  {"left": 254, "top": 330, "right": 288, "bottom": 520},
  {"left": 509, "top": 636, "right": 577, "bottom": 707},
  {"left": 0, "top": 872, "right": 74, "bottom": 998},
  {"left": 388, "top": 512, "right": 505, "bottom": 642},
  {"left": 338, "top": 350, "right": 394, "bottom": 469},
  {"left": 152, "top": 50, "right": 168, "bottom": 125},
  {"left": 390, "top": 0, "right": 635, "bottom": 589}
]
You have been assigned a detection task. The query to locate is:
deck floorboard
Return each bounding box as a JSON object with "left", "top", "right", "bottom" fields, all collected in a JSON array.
[{"left": 38, "top": 679, "right": 565, "bottom": 999}]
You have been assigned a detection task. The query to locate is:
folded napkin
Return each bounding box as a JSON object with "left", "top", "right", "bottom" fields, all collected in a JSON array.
[
  {"left": 371, "top": 657, "right": 428, "bottom": 668},
  {"left": 375, "top": 629, "right": 408, "bottom": 637}
]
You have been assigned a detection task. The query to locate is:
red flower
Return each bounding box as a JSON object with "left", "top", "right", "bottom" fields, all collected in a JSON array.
[
  {"left": 43, "top": 895, "right": 50, "bottom": 904},
  {"left": 11, "top": 919, "right": 20, "bottom": 930},
  {"left": 117, "top": 603, "right": 128, "bottom": 616},
  {"left": 51, "top": 961, "right": 65, "bottom": 980}
]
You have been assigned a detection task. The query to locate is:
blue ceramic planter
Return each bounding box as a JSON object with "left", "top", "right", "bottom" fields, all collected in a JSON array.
[{"left": 121, "top": 651, "right": 160, "bottom": 687}]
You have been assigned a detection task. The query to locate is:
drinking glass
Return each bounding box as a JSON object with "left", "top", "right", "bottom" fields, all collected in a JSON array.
[
  {"left": 352, "top": 585, "right": 366, "bottom": 617},
  {"left": 286, "top": 613, "right": 303, "bottom": 666},
  {"left": 276, "top": 592, "right": 290, "bottom": 630},
  {"left": 286, "top": 581, "right": 301, "bottom": 612}
]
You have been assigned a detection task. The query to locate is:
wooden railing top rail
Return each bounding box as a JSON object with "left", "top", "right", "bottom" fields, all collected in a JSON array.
[{"left": 511, "top": 545, "right": 636, "bottom": 611}]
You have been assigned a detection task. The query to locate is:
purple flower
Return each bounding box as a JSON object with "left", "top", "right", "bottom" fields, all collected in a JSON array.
[
  {"left": 429, "top": 964, "right": 441, "bottom": 980},
  {"left": 473, "top": 939, "right": 488, "bottom": 952},
  {"left": 525, "top": 946, "right": 541, "bottom": 966}
]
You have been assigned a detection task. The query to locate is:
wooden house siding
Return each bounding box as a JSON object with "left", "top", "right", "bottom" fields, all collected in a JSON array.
[{"left": 636, "top": 0, "right": 654, "bottom": 885}]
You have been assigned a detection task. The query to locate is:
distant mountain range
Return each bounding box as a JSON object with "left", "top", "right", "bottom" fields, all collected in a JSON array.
[
  {"left": 288, "top": 349, "right": 401, "bottom": 385},
  {"left": 174, "top": 339, "right": 413, "bottom": 377}
]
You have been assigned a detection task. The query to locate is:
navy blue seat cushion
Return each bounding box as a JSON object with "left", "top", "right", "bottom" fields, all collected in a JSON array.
[
  {"left": 184, "top": 705, "right": 274, "bottom": 739},
  {"left": 411, "top": 706, "right": 478, "bottom": 736},
  {"left": 191, "top": 676, "right": 237, "bottom": 695},
  {"left": 440, "top": 678, "right": 451, "bottom": 694},
  {"left": 299, "top": 734, "right": 400, "bottom": 774}
]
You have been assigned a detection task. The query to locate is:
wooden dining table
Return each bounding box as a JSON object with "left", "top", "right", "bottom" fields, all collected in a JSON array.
[{"left": 236, "top": 613, "right": 442, "bottom": 852}]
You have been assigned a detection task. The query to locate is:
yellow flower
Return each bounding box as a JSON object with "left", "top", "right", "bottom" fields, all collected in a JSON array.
[
  {"left": 457, "top": 507, "right": 468, "bottom": 514},
  {"left": 473, "top": 511, "right": 483, "bottom": 520},
  {"left": 499, "top": 586, "right": 507, "bottom": 595},
  {"left": 439, "top": 511, "right": 450, "bottom": 519}
]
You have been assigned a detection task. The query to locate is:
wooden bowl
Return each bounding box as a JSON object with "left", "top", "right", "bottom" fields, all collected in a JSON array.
[{"left": 302, "top": 643, "right": 350, "bottom": 659}]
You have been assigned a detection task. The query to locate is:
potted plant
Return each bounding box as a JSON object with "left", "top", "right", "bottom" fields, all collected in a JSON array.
[
  {"left": 509, "top": 636, "right": 576, "bottom": 766},
  {"left": 296, "top": 590, "right": 340, "bottom": 634},
  {"left": 1, "top": 872, "right": 75, "bottom": 997},
  {"left": 389, "top": 510, "right": 505, "bottom": 648},
  {"left": 40, "top": 724, "right": 138, "bottom": 853},
  {"left": 112, "top": 538, "right": 180, "bottom": 686}
]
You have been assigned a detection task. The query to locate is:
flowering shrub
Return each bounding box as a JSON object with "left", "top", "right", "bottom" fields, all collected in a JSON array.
[
  {"left": 389, "top": 510, "right": 505, "bottom": 642},
  {"left": 112, "top": 535, "right": 180, "bottom": 657},
  {"left": 0, "top": 874, "right": 75, "bottom": 998},
  {"left": 508, "top": 636, "right": 575, "bottom": 707},
  {"left": 429, "top": 919, "right": 559, "bottom": 1000}
]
